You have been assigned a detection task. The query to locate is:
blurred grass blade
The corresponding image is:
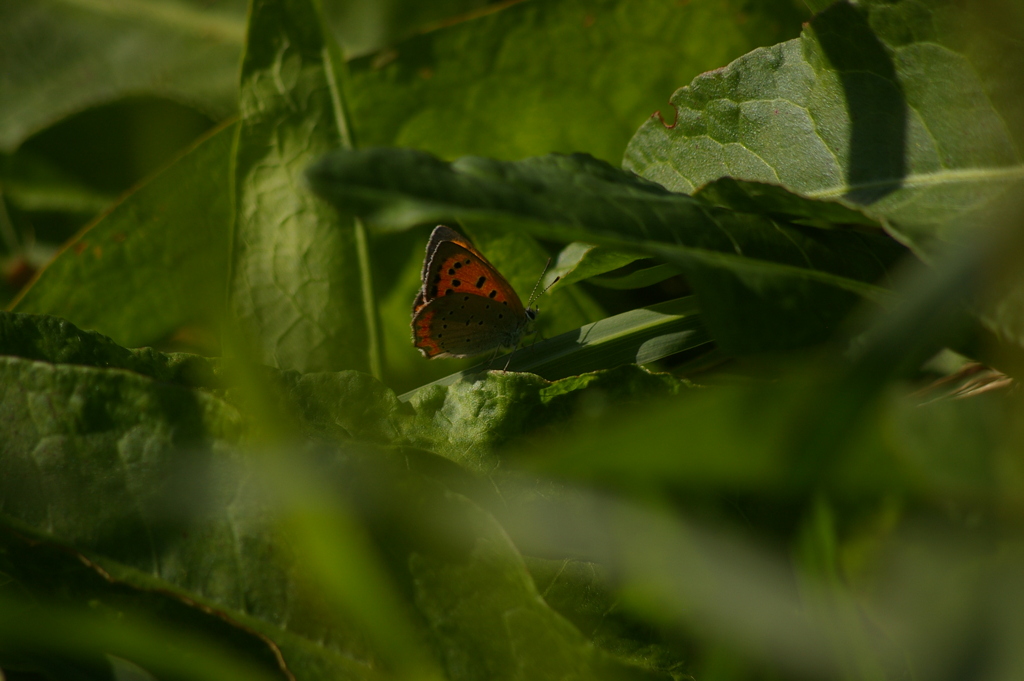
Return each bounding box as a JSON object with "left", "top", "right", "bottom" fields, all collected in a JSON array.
[
  {"left": 399, "top": 296, "right": 711, "bottom": 401},
  {"left": 273, "top": 463, "right": 443, "bottom": 681},
  {"left": 500, "top": 493, "right": 852, "bottom": 679}
]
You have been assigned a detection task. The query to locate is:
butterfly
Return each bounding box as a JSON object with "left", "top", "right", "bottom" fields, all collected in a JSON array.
[{"left": 412, "top": 225, "right": 541, "bottom": 359}]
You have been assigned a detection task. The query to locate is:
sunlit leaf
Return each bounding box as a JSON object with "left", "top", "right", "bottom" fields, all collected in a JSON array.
[{"left": 229, "top": 0, "right": 375, "bottom": 373}]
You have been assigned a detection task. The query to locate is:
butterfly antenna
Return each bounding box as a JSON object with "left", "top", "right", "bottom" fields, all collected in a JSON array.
[{"left": 527, "top": 258, "right": 560, "bottom": 307}]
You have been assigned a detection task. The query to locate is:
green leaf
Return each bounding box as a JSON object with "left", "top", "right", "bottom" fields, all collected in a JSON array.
[
  {"left": 402, "top": 296, "right": 711, "bottom": 399},
  {"left": 623, "top": 0, "right": 1024, "bottom": 255},
  {"left": 694, "top": 177, "right": 882, "bottom": 229},
  {"left": 0, "top": 0, "right": 500, "bottom": 153},
  {"left": 588, "top": 264, "right": 681, "bottom": 291},
  {"left": 229, "top": 0, "right": 375, "bottom": 374},
  {"left": 547, "top": 242, "right": 651, "bottom": 290},
  {"left": 518, "top": 231, "right": 1024, "bottom": 506},
  {"left": 0, "top": 312, "right": 669, "bottom": 678},
  {"left": 325, "top": 0, "right": 493, "bottom": 59},
  {"left": 524, "top": 556, "right": 690, "bottom": 677},
  {"left": 407, "top": 492, "right": 660, "bottom": 681},
  {"left": 307, "top": 147, "right": 906, "bottom": 352},
  {"left": 402, "top": 365, "right": 687, "bottom": 473},
  {"left": 10, "top": 123, "right": 234, "bottom": 349},
  {"left": 0, "top": 0, "right": 246, "bottom": 153},
  {"left": 347, "top": 0, "right": 807, "bottom": 163},
  {"left": 0, "top": 311, "right": 221, "bottom": 389},
  {"left": 0, "top": 320, "right": 401, "bottom": 676}
]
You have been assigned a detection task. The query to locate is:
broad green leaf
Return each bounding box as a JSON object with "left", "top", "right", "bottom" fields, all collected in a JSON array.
[
  {"left": 624, "top": 0, "right": 1024, "bottom": 256},
  {"left": 0, "top": 311, "right": 221, "bottom": 389},
  {"left": 307, "top": 148, "right": 906, "bottom": 352},
  {"left": 403, "top": 365, "right": 687, "bottom": 473},
  {"left": 0, "top": 311, "right": 696, "bottom": 680},
  {"left": 10, "top": 123, "right": 235, "bottom": 348},
  {"left": 524, "top": 557, "right": 690, "bottom": 677},
  {"left": 406, "top": 491, "right": 662, "bottom": 681},
  {"left": 0, "top": 345, "right": 412, "bottom": 676},
  {"left": 230, "top": 0, "right": 375, "bottom": 374},
  {"left": 0, "top": 0, "right": 498, "bottom": 153},
  {"left": 0, "top": 0, "right": 246, "bottom": 153},
  {"left": 0, "top": 316, "right": 390, "bottom": 675},
  {"left": 347, "top": 0, "right": 807, "bottom": 163}
]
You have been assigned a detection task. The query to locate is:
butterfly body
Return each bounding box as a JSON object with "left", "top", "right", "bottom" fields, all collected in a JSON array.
[{"left": 412, "top": 226, "right": 536, "bottom": 359}]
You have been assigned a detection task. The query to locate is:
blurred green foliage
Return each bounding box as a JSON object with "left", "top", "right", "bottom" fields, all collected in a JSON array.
[{"left": 2, "top": 1, "right": 1024, "bottom": 681}]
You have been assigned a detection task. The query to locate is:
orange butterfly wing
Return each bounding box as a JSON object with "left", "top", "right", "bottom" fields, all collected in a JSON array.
[{"left": 412, "top": 226, "right": 526, "bottom": 358}]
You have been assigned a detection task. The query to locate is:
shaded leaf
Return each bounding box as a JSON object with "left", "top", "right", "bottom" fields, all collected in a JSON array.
[
  {"left": 0, "top": 0, "right": 497, "bottom": 153},
  {"left": 402, "top": 365, "right": 687, "bottom": 473},
  {"left": 408, "top": 492, "right": 668, "bottom": 681},
  {"left": 587, "top": 264, "right": 682, "bottom": 291},
  {"left": 547, "top": 243, "right": 649, "bottom": 290},
  {"left": 307, "top": 147, "right": 906, "bottom": 352},
  {"left": 0, "top": 311, "right": 221, "bottom": 389},
  {"left": 0, "top": 527, "right": 295, "bottom": 681},
  {"left": 0, "top": 0, "right": 245, "bottom": 153},
  {"left": 347, "top": 0, "right": 807, "bottom": 163},
  {"left": 10, "top": 123, "right": 234, "bottom": 348},
  {"left": 402, "top": 296, "right": 711, "bottom": 399},
  {"left": 525, "top": 557, "right": 691, "bottom": 677},
  {"left": 0, "top": 311, "right": 678, "bottom": 679}
]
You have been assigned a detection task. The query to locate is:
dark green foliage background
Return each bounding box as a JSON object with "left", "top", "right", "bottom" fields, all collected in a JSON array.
[{"left": 2, "top": 1, "right": 1024, "bottom": 681}]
